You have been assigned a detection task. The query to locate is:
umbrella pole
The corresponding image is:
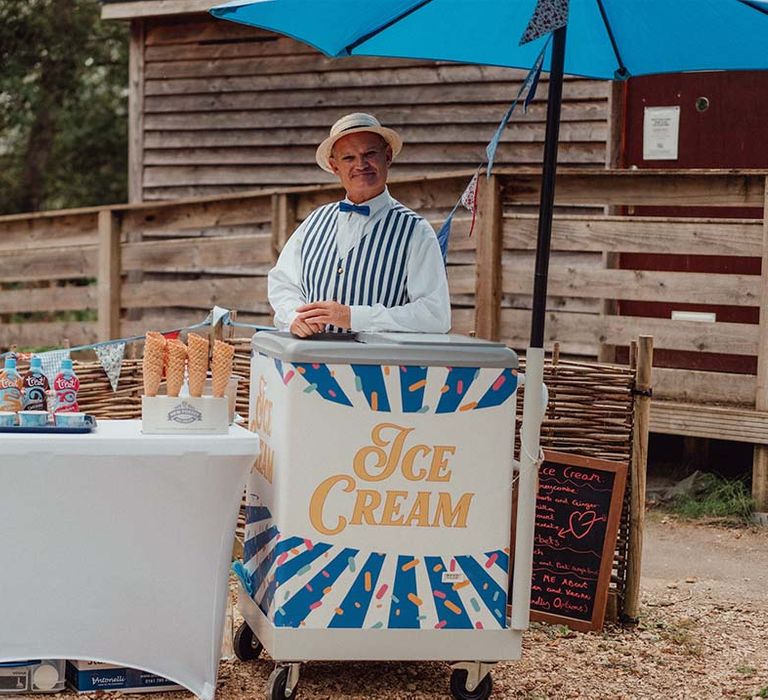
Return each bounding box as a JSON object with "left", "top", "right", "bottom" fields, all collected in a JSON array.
[{"left": 511, "top": 24, "right": 567, "bottom": 631}]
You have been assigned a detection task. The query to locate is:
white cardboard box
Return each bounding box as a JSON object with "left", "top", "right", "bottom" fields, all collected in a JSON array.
[
  {"left": 141, "top": 395, "right": 228, "bottom": 434},
  {"left": 65, "top": 660, "right": 183, "bottom": 694}
]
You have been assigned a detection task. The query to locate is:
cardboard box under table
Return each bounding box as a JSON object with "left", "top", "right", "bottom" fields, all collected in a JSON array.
[{"left": 239, "top": 332, "right": 523, "bottom": 698}]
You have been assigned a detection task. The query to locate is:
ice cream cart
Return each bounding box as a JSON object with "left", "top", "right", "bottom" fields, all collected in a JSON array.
[{"left": 236, "top": 331, "right": 533, "bottom": 700}]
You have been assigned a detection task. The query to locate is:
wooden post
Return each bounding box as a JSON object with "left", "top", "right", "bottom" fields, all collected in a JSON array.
[
  {"left": 271, "top": 193, "right": 298, "bottom": 262},
  {"left": 474, "top": 174, "right": 502, "bottom": 340},
  {"left": 128, "top": 20, "right": 145, "bottom": 204},
  {"left": 623, "top": 335, "right": 653, "bottom": 622},
  {"left": 97, "top": 209, "right": 122, "bottom": 342},
  {"left": 753, "top": 177, "right": 768, "bottom": 515}
]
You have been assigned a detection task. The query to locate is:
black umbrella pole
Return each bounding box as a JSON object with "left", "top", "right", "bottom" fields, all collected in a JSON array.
[{"left": 530, "top": 25, "right": 567, "bottom": 349}]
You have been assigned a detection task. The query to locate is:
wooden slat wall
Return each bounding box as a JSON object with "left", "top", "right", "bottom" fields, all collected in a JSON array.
[
  {"left": 490, "top": 169, "right": 767, "bottom": 407},
  {"left": 139, "top": 14, "right": 609, "bottom": 200}
]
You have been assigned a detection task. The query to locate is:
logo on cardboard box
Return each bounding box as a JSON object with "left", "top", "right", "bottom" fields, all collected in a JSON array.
[{"left": 167, "top": 401, "right": 202, "bottom": 424}]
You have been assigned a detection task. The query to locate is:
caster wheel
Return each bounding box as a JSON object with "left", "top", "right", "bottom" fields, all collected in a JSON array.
[
  {"left": 450, "top": 668, "right": 493, "bottom": 700},
  {"left": 267, "top": 665, "right": 297, "bottom": 700},
  {"left": 233, "top": 622, "right": 263, "bottom": 661}
]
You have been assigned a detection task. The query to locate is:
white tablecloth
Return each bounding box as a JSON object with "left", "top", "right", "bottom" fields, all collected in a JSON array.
[{"left": 0, "top": 419, "right": 259, "bottom": 700}]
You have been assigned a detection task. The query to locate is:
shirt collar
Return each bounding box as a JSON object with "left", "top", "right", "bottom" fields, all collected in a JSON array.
[{"left": 342, "top": 188, "right": 392, "bottom": 218}]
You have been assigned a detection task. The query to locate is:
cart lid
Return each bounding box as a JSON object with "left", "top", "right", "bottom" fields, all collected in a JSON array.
[{"left": 251, "top": 331, "right": 518, "bottom": 368}]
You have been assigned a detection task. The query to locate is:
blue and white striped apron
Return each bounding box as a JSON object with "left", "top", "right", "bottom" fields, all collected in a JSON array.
[{"left": 300, "top": 202, "right": 419, "bottom": 331}]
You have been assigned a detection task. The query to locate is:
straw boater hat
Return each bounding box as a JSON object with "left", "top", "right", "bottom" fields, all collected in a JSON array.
[{"left": 315, "top": 113, "right": 403, "bottom": 173}]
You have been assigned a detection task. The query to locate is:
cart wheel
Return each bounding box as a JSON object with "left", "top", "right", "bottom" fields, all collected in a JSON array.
[
  {"left": 233, "top": 621, "right": 263, "bottom": 661},
  {"left": 267, "top": 665, "right": 297, "bottom": 700},
  {"left": 450, "top": 668, "right": 493, "bottom": 700}
]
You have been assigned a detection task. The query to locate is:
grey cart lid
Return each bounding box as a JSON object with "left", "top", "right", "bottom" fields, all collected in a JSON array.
[{"left": 251, "top": 331, "right": 518, "bottom": 369}]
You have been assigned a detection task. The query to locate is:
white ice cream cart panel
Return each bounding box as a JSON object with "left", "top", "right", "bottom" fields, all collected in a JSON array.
[{"left": 242, "top": 332, "right": 520, "bottom": 658}]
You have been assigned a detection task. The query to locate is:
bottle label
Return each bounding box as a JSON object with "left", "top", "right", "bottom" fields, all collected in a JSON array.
[{"left": 53, "top": 373, "right": 80, "bottom": 413}]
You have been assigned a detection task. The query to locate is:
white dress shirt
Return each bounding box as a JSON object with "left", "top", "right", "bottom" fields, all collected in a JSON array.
[{"left": 268, "top": 188, "right": 451, "bottom": 333}]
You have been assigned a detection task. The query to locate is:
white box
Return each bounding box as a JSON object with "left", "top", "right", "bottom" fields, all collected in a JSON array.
[
  {"left": 65, "top": 660, "right": 183, "bottom": 694},
  {"left": 141, "top": 395, "right": 228, "bottom": 434},
  {"left": 0, "top": 660, "right": 65, "bottom": 694}
]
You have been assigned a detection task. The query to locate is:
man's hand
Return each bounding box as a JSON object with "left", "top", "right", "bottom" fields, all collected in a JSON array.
[
  {"left": 296, "top": 301, "right": 352, "bottom": 331},
  {"left": 290, "top": 315, "right": 324, "bottom": 338}
]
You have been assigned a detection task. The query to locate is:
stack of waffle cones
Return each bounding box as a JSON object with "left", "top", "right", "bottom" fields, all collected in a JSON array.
[
  {"left": 187, "top": 333, "right": 209, "bottom": 398},
  {"left": 212, "top": 340, "right": 235, "bottom": 398},
  {"left": 165, "top": 339, "right": 188, "bottom": 397},
  {"left": 142, "top": 331, "right": 233, "bottom": 400},
  {"left": 142, "top": 331, "right": 166, "bottom": 397}
]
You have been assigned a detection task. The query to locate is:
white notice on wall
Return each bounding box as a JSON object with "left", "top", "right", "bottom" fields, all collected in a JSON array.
[{"left": 643, "top": 106, "right": 680, "bottom": 160}]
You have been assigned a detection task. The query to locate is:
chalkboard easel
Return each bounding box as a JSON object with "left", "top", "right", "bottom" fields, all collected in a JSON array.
[{"left": 513, "top": 450, "right": 628, "bottom": 633}]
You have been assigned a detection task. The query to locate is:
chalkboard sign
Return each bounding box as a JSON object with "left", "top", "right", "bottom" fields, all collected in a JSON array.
[{"left": 529, "top": 450, "right": 628, "bottom": 632}]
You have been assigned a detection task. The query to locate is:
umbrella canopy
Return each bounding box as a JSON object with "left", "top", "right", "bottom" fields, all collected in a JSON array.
[{"left": 211, "top": 0, "right": 768, "bottom": 79}]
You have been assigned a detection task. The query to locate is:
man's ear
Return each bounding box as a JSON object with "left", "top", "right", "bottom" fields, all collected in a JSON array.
[
  {"left": 328, "top": 157, "right": 340, "bottom": 175},
  {"left": 385, "top": 144, "right": 393, "bottom": 166}
]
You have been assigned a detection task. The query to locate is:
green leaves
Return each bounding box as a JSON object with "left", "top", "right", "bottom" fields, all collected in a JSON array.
[{"left": 0, "top": 0, "right": 128, "bottom": 214}]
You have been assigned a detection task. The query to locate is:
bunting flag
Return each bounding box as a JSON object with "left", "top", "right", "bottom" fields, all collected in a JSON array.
[
  {"left": 485, "top": 40, "right": 547, "bottom": 176},
  {"left": 460, "top": 172, "right": 480, "bottom": 235},
  {"left": 94, "top": 341, "right": 126, "bottom": 392},
  {"left": 38, "top": 349, "right": 70, "bottom": 385},
  {"left": 519, "top": 0, "right": 569, "bottom": 45}
]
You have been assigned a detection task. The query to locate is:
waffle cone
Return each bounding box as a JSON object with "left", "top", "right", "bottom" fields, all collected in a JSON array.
[
  {"left": 142, "top": 332, "right": 167, "bottom": 397},
  {"left": 165, "top": 339, "right": 188, "bottom": 397},
  {"left": 211, "top": 340, "right": 235, "bottom": 398},
  {"left": 187, "top": 333, "right": 209, "bottom": 397}
]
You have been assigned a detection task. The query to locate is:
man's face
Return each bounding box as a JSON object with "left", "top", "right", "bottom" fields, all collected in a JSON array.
[{"left": 329, "top": 131, "right": 392, "bottom": 203}]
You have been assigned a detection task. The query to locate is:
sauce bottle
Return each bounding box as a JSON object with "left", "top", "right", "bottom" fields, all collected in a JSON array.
[
  {"left": 22, "top": 356, "right": 50, "bottom": 411},
  {"left": 52, "top": 358, "right": 80, "bottom": 413}
]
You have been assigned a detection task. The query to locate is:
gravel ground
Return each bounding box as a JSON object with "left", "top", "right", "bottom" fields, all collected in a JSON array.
[{"left": 46, "top": 516, "right": 768, "bottom": 700}]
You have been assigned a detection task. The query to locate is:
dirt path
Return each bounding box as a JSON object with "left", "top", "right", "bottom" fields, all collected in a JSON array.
[{"left": 58, "top": 517, "right": 768, "bottom": 700}]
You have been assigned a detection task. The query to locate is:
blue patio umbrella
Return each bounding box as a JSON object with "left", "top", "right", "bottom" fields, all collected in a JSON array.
[{"left": 210, "top": 0, "right": 768, "bottom": 646}]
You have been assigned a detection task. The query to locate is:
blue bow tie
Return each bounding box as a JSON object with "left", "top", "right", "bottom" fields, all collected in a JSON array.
[{"left": 339, "top": 201, "right": 370, "bottom": 216}]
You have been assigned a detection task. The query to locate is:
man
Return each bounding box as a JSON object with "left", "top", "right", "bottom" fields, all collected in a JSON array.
[{"left": 268, "top": 112, "right": 451, "bottom": 337}]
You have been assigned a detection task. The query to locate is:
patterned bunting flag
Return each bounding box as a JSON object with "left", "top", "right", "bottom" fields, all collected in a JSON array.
[
  {"left": 485, "top": 40, "right": 547, "bottom": 177},
  {"left": 519, "top": 0, "right": 569, "bottom": 45},
  {"left": 38, "top": 349, "right": 70, "bottom": 386},
  {"left": 94, "top": 341, "right": 126, "bottom": 392}
]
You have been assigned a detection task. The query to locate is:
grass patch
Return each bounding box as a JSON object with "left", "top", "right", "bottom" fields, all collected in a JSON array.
[{"left": 666, "top": 473, "right": 754, "bottom": 524}]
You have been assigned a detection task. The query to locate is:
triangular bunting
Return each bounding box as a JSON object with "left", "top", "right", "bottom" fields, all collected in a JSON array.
[
  {"left": 519, "top": 0, "right": 569, "bottom": 46},
  {"left": 38, "top": 349, "right": 69, "bottom": 386},
  {"left": 94, "top": 341, "right": 126, "bottom": 392}
]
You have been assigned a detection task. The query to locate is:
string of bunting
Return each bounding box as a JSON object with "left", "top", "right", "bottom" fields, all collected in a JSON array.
[
  {"left": 1, "top": 319, "right": 211, "bottom": 392},
  {"left": 435, "top": 33, "right": 552, "bottom": 260}
]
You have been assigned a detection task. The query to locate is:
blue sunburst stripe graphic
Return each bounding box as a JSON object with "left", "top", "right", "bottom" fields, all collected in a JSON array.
[
  {"left": 455, "top": 556, "right": 508, "bottom": 627},
  {"left": 388, "top": 556, "right": 420, "bottom": 629},
  {"left": 275, "top": 547, "right": 359, "bottom": 628},
  {"left": 424, "top": 556, "right": 473, "bottom": 629},
  {"left": 329, "top": 553, "right": 386, "bottom": 629},
  {"left": 399, "top": 365, "right": 428, "bottom": 413},
  {"left": 260, "top": 542, "right": 334, "bottom": 613},
  {"left": 243, "top": 524, "right": 279, "bottom": 564},
  {"left": 351, "top": 364, "right": 391, "bottom": 412},
  {"left": 436, "top": 367, "right": 480, "bottom": 414},
  {"left": 249, "top": 535, "right": 303, "bottom": 589},
  {"left": 293, "top": 362, "right": 352, "bottom": 406},
  {"left": 475, "top": 368, "right": 519, "bottom": 409},
  {"left": 273, "top": 357, "right": 284, "bottom": 380},
  {"left": 485, "top": 549, "right": 510, "bottom": 574},
  {"left": 244, "top": 505, "right": 271, "bottom": 524}
]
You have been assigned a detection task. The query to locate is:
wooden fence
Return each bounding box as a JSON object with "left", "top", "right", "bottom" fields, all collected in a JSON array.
[{"left": 1, "top": 168, "right": 767, "bottom": 509}]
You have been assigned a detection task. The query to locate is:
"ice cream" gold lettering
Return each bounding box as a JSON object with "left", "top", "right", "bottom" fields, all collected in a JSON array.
[{"left": 309, "top": 422, "right": 473, "bottom": 535}]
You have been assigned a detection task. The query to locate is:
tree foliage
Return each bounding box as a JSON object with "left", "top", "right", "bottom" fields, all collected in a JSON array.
[{"left": 0, "top": 0, "right": 128, "bottom": 214}]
